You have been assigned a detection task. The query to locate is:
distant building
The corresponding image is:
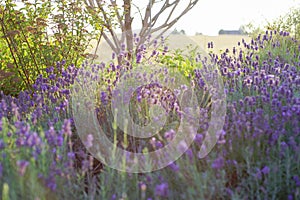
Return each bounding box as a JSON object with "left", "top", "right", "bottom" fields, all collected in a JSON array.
[{"left": 218, "top": 29, "right": 244, "bottom": 35}]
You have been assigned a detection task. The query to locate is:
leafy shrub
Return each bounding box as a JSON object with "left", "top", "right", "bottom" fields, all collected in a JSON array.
[
  {"left": 0, "top": 0, "right": 101, "bottom": 95},
  {"left": 267, "top": 6, "right": 300, "bottom": 40}
]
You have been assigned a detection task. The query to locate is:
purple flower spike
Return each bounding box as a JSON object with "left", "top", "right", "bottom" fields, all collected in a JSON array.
[
  {"left": 185, "top": 148, "right": 194, "bottom": 161},
  {"left": 194, "top": 134, "right": 203, "bottom": 146},
  {"left": 26, "top": 132, "right": 41, "bottom": 147},
  {"left": 168, "top": 162, "right": 179, "bottom": 172},
  {"left": 121, "top": 43, "right": 126, "bottom": 51},
  {"left": 151, "top": 50, "right": 157, "bottom": 57},
  {"left": 16, "top": 160, "right": 29, "bottom": 176},
  {"left": 62, "top": 119, "right": 72, "bottom": 136},
  {"left": 156, "top": 141, "right": 163, "bottom": 149},
  {"left": 163, "top": 46, "right": 168, "bottom": 53},
  {"left": 0, "top": 139, "right": 4, "bottom": 150},
  {"left": 111, "top": 194, "right": 117, "bottom": 200},
  {"left": 155, "top": 182, "right": 169, "bottom": 197},
  {"left": 293, "top": 175, "right": 300, "bottom": 187},
  {"left": 101, "top": 91, "right": 108, "bottom": 105},
  {"left": 164, "top": 129, "right": 175, "bottom": 141},
  {"left": 136, "top": 53, "right": 143, "bottom": 64},
  {"left": 211, "top": 157, "right": 224, "bottom": 169},
  {"left": 85, "top": 134, "right": 94, "bottom": 148},
  {"left": 261, "top": 166, "right": 270, "bottom": 175}
]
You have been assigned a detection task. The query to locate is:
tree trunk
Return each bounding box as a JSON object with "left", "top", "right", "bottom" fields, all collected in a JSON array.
[{"left": 124, "top": 0, "right": 134, "bottom": 60}]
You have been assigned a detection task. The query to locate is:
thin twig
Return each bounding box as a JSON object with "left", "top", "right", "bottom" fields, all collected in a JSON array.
[{"left": 91, "top": 27, "right": 104, "bottom": 64}]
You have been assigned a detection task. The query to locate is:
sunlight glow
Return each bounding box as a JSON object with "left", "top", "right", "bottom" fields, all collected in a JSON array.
[{"left": 172, "top": 0, "right": 300, "bottom": 35}]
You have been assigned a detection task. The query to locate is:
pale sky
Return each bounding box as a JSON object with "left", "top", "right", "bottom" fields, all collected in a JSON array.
[
  {"left": 171, "top": 0, "right": 300, "bottom": 35},
  {"left": 12, "top": 0, "right": 300, "bottom": 36}
]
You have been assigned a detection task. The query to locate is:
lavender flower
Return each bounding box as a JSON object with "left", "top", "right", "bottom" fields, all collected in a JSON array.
[
  {"left": 62, "top": 119, "right": 72, "bottom": 136},
  {"left": 168, "top": 162, "right": 179, "bottom": 172},
  {"left": 136, "top": 53, "right": 143, "bottom": 63},
  {"left": 163, "top": 46, "right": 168, "bottom": 53},
  {"left": 101, "top": 91, "right": 108, "bottom": 105},
  {"left": 194, "top": 133, "right": 203, "bottom": 146},
  {"left": 261, "top": 166, "right": 270, "bottom": 175},
  {"left": 211, "top": 157, "right": 224, "bottom": 170},
  {"left": 85, "top": 134, "right": 94, "bottom": 148},
  {"left": 288, "top": 194, "right": 293, "bottom": 200},
  {"left": 0, "top": 139, "right": 4, "bottom": 150},
  {"left": 293, "top": 175, "right": 300, "bottom": 187},
  {"left": 26, "top": 132, "right": 41, "bottom": 147},
  {"left": 111, "top": 194, "right": 117, "bottom": 200},
  {"left": 164, "top": 129, "right": 175, "bottom": 142},
  {"left": 16, "top": 160, "right": 29, "bottom": 176},
  {"left": 155, "top": 182, "right": 169, "bottom": 197}
]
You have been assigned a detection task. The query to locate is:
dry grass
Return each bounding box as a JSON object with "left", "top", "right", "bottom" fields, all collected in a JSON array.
[
  {"left": 86, "top": 34, "right": 252, "bottom": 63},
  {"left": 189, "top": 34, "right": 251, "bottom": 54}
]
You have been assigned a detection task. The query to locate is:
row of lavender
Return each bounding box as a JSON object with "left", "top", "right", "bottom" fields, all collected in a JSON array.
[{"left": 0, "top": 30, "right": 299, "bottom": 199}]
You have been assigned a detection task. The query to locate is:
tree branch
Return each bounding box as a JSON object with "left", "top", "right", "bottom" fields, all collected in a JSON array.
[
  {"left": 97, "top": 3, "right": 121, "bottom": 52},
  {"left": 85, "top": 0, "right": 200, "bottom": 61},
  {"left": 151, "top": 0, "right": 198, "bottom": 33},
  {"left": 102, "top": 32, "right": 118, "bottom": 53},
  {"left": 110, "top": 0, "right": 124, "bottom": 31}
]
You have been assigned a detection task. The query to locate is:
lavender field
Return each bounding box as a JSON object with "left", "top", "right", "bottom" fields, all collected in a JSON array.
[{"left": 0, "top": 1, "right": 300, "bottom": 200}]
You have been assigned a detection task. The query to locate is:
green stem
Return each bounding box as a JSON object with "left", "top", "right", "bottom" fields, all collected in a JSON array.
[
  {"left": 0, "top": 19, "right": 31, "bottom": 91},
  {"left": 19, "top": 26, "right": 41, "bottom": 76}
]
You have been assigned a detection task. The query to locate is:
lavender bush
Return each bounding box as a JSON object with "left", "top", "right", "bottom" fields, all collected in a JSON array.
[{"left": 0, "top": 28, "right": 299, "bottom": 200}]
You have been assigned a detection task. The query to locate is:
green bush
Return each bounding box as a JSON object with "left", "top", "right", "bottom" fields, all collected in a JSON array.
[
  {"left": 266, "top": 6, "right": 300, "bottom": 40},
  {"left": 0, "top": 0, "right": 101, "bottom": 95}
]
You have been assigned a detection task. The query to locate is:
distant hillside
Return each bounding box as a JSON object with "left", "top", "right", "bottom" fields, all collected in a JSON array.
[
  {"left": 190, "top": 35, "right": 251, "bottom": 54},
  {"left": 86, "top": 34, "right": 251, "bottom": 63},
  {"left": 218, "top": 29, "right": 245, "bottom": 35}
]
